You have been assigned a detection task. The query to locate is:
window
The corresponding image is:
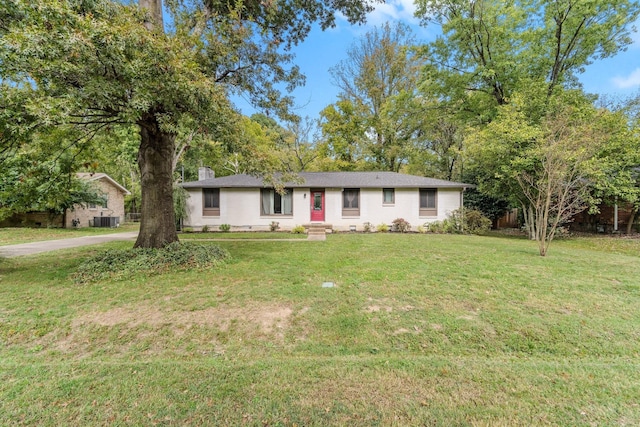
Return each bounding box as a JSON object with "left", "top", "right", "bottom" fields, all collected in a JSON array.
[
  {"left": 261, "top": 188, "right": 293, "bottom": 215},
  {"left": 89, "top": 194, "right": 107, "bottom": 209},
  {"left": 342, "top": 188, "right": 360, "bottom": 216},
  {"left": 203, "top": 188, "right": 220, "bottom": 216},
  {"left": 383, "top": 188, "right": 395, "bottom": 204},
  {"left": 419, "top": 189, "right": 437, "bottom": 216}
]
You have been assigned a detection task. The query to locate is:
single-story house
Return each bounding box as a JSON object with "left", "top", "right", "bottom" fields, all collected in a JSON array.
[
  {"left": 182, "top": 170, "right": 472, "bottom": 231},
  {"left": 0, "top": 172, "right": 130, "bottom": 228}
]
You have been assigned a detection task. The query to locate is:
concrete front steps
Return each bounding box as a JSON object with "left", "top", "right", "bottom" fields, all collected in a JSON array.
[{"left": 305, "top": 223, "right": 332, "bottom": 241}]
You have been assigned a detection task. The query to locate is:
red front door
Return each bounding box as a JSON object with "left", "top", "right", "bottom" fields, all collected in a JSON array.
[{"left": 310, "top": 190, "right": 325, "bottom": 222}]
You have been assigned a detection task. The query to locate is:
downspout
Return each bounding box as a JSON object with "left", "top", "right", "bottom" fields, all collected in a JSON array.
[
  {"left": 614, "top": 200, "right": 619, "bottom": 232},
  {"left": 461, "top": 188, "right": 465, "bottom": 233}
]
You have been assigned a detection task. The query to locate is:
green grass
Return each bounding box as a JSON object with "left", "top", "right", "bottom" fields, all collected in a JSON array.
[
  {"left": 180, "top": 231, "right": 307, "bottom": 240},
  {"left": 0, "top": 223, "right": 139, "bottom": 245},
  {"left": 1, "top": 233, "right": 640, "bottom": 425}
]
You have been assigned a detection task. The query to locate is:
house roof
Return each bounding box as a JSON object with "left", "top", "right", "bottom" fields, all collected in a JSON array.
[
  {"left": 77, "top": 173, "right": 131, "bottom": 195},
  {"left": 182, "top": 172, "right": 472, "bottom": 189}
]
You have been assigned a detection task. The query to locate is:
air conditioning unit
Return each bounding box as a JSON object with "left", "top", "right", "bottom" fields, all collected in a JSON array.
[{"left": 93, "top": 216, "right": 120, "bottom": 227}]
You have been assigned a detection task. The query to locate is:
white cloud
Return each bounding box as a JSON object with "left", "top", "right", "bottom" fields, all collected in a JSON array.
[
  {"left": 612, "top": 68, "right": 640, "bottom": 89},
  {"left": 366, "top": 0, "right": 419, "bottom": 26}
]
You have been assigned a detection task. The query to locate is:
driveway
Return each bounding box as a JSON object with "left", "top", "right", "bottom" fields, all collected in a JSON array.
[{"left": 0, "top": 231, "right": 138, "bottom": 258}]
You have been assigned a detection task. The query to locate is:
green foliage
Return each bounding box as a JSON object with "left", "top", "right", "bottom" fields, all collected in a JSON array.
[
  {"left": 291, "top": 225, "right": 306, "bottom": 234},
  {"left": 73, "top": 242, "right": 230, "bottom": 284},
  {"left": 468, "top": 90, "right": 640, "bottom": 254},
  {"left": 426, "top": 221, "right": 444, "bottom": 234},
  {"left": 415, "top": 0, "right": 640, "bottom": 114},
  {"left": 318, "top": 100, "right": 368, "bottom": 170},
  {"left": 0, "top": 0, "right": 379, "bottom": 247},
  {"left": 320, "top": 23, "right": 424, "bottom": 172},
  {"left": 363, "top": 222, "right": 373, "bottom": 233},
  {"left": 426, "top": 209, "right": 491, "bottom": 235},
  {"left": 463, "top": 187, "right": 511, "bottom": 223},
  {"left": 0, "top": 150, "right": 104, "bottom": 220},
  {"left": 201, "top": 225, "right": 210, "bottom": 233},
  {"left": 376, "top": 223, "right": 389, "bottom": 233},
  {"left": 173, "top": 185, "right": 189, "bottom": 226},
  {"left": 219, "top": 224, "right": 230, "bottom": 232},
  {"left": 462, "top": 209, "right": 493, "bottom": 235},
  {"left": 391, "top": 218, "right": 411, "bottom": 233},
  {"left": 270, "top": 221, "right": 280, "bottom": 232}
]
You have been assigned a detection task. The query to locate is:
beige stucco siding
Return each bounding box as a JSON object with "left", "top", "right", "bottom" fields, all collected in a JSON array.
[{"left": 186, "top": 187, "right": 464, "bottom": 231}]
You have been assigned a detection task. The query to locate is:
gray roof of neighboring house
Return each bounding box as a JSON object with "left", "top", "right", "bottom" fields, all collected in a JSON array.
[{"left": 182, "top": 172, "right": 472, "bottom": 189}]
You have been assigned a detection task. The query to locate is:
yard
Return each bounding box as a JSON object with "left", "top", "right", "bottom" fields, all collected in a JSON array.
[
  {"left": 0, "top": 223, "right": 140, "bottom": 246},
  {"left": 1, "top": 232, "right": 639, "bottom": 425}
]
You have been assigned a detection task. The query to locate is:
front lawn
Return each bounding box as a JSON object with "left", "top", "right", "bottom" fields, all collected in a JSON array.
[
  {"left": 1, "top": 233, "right": 639, "bottom": 425},
  {"left": 0, "top": 223, "right": 139, "bottom": 245},
  {"left": 180, "top": 231, "right": 308, "bottom": 240}
]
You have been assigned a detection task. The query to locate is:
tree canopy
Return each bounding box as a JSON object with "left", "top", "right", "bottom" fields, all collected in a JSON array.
[
  {"left": 410, "top": 0, "right": 640, "bottom": 254},
  {"left": 322, "top": 22, "right": 425, "bottom": 171},
  {"left": 0, "top": 0, "right": 380, "bottom": 247}
]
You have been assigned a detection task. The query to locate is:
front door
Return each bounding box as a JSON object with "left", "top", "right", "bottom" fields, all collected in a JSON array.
[{"left": 310, "top": 190, "right": 325, "bottom": 222}]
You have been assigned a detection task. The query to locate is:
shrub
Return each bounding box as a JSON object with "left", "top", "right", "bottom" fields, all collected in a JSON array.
[
  {"left": 219, "top": 223, "right": 231, "bottom": 232},
  {"left": 427, "top": 221, "right": 444, "bottom": 233},
  {"left": 464, "top": 209, "right": 492, "bottom": 235},
  {"left": 201, "top": 225, "right": 210, "bottom": 233},
  {"left": 426, "top": 210, "right": 491, "bottom": 235},
  {"left": 392, "top": 218, "right": 411, "bottom": 233},
  {"left": 417, "top": 224, "right": 427, "bottom": 234},
  {"left": 73, "top": 242, "right": 230, "bottom": 284},
  {"left": 182, "top": 227, "right": 194, "bottom": 233},
  {"left": 363, "top": 222, "right": 373, "bottom": 233},
  {"left": 270, "top": 221, "right": 280, "bottom": 232},
  {"left": 291, "top": 225, "right": 306, "bottom": 234},
  {"left": 376, "top": 223, "right": 389, "bottom": 233},
  {"left": 445, "top": 210, "right": 465, "bottom": 233}
]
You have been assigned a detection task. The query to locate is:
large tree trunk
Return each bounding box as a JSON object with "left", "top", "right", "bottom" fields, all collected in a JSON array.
[
  {"left": 135, "top": 113, "right": 179, "bottom": 248},
  {"left": 627, "top": 206, "right": 638, "bottom": 235}
]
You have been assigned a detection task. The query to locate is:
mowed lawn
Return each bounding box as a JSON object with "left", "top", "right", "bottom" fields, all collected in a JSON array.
[
  {"left": 0, "top": 224, "right": 140, "bottom": 245},
  {"left": 1, "top": 233, "right": 639, "bottom": 425}
]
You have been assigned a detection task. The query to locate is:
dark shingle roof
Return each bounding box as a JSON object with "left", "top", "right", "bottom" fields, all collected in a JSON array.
[{"left": 183, "top": 172, "right": 471, "bottom": 189}]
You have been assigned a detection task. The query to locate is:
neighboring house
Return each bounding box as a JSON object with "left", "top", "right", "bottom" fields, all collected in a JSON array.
[
  {"left": 69, "top": 173, "right": 130, "bottom": 228},
  {"left": 571, "top": 203, "right": 637, "bottom": 234},
  {"left": 0, "top": 173, "right": 130, "bottom": 228},
  {"left": 183, "top": 171, "right": 472, "bottom": 231}
]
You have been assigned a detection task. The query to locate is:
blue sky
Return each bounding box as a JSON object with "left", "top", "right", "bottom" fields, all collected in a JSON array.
[{"left": 234, "top": 0, "right": 640, "bottom": 121}]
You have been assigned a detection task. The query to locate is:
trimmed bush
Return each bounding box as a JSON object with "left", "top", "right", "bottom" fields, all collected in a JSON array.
[
  {"left": 426, "top": 209, "right": 491, "bottom": 235},
  {"left": 392, "top": 218, "right": 411, "bottom": 233},
  {"left": 464, "top": 209, "right": 492, "bottom": 234},
  {"left": 376, "top": 223, "right": 389, "bottom": 233},
  {"left": 291, "top": 225, "right": 306, "bottom": 234},
  {"left": 219, "top": 223, "right": 231, "bottom": 232}
]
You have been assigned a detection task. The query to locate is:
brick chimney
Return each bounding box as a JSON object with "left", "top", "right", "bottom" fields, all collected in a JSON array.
[{"left": 198, "top": 167, "right": 214, "bottom": 181}]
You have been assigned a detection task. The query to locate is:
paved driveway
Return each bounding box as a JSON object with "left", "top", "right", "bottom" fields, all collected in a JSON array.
[{"left": 0, "top": 231, "right": 138, "bottom": 258}]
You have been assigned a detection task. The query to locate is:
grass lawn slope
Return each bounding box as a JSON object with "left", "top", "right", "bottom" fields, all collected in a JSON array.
[{"left": 1, "top": 233, "right": 639, "bottom": 425}]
